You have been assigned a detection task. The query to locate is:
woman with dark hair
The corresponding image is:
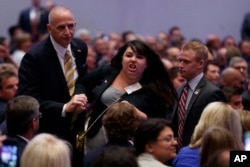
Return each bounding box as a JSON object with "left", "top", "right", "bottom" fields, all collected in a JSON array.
[
  {"left": 93, "top": 146, "right": 139, "bottom": 167},
  {"left": 80, "top": 40, "right": 177, "bottom": 153},
  {"left": 134, "top": 118, "right": 177, "bottom": 167}
]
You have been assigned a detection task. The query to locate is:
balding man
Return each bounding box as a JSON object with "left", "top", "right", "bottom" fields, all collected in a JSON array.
[{"left": 220, "top": 67, "right": 244, "bottom": 89}]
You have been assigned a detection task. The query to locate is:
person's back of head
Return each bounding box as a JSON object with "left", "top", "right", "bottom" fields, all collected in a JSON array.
[
  {"left": 6, "top": 95, "right": 40, "bottom": 138},
  {"left": 13, "top": 32, "right": 32, "bottom": 52},
  {"left": 93, "top": 145, "right": 138, "bottom": 167},
  {"left": 226, "top": 46, "right": 241, "bottom": 64},
  {"left": 220, "top": 67, "right": 244, "bottom": 88},
  {"left": 238, "top": 109, "right": 250, "bottom": 134},
  {"left": 20, "top": 133, "right": 71, "bottom": 167},
  {"left": 102, "top": 102, "right": 141, "bottom": 142},
  {"left": 200, "top": 126, "right": 244, "bottom": 167},
  {"left": 202, "top": 149, "right": 230, "bottom": 167},
  {"left": 103, "top": 102, "right": 139, "bottom": 141},
  {"left": 190, "top": 102, "right": 242, "bottom": 147}
]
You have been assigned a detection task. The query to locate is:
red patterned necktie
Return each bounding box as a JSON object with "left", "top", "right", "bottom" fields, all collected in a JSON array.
[{"left": 177, "top": 84, "right": 189, "bottom": 149}]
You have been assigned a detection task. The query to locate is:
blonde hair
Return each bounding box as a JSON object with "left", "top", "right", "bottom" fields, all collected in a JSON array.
[
  {"left": 190, "top": 102, "right": 242, "bottom": 147},
  {"left": 181, "top": 40, "right": 208, "bottom": 63},
  {"left": 20, "top": 133, "right": 71, "bottom": 167},
  {"left": 238, "top": 109, "right": 250, "bottom": 133}
]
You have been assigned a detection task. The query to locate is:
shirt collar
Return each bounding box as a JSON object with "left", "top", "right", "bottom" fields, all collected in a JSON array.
[
  {"left": 50, "top": 36, "right": 71, "bottom": 58},
  {"left": 187, "top": 73, "right": 204, "bottom": 91}
]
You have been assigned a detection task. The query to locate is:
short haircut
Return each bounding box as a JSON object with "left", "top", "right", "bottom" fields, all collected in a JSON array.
[
  {"left": 204, "top": 61, "right": 219, "bottom": 73},
  {"left": 228, "top": 56, "right": 248, "bottom": 67},
  {"left": 169, "top": 26, "right": 180, "bottom": 35},
  {"left": 102, "top": 102, "right": 140, "bottom": 141},
  {"left": 6, "top": 95, "right": 40, "bottom": 135},
  {"left": 221, "top": 85, "right": 244, "bottom": 103},
  {"left": 0, "top": 63, "right": 18, "bottom": 89},
  {"left": 181, "top": 41, "right": 208, "bottom": 63}
]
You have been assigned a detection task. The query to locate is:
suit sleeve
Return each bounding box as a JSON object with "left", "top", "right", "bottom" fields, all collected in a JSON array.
[{"left": 17, "top": 52, "right": 64, "bottom": 117}]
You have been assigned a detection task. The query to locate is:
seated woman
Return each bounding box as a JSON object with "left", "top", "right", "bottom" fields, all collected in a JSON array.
[
  {"left": 93, "top": 145, "right": 139, "bottom": 167},
  {"left": 172, "top": 102, "right": 243, "bottom": 167},
  {"left": 134, "top": 118, "right": 177, "bottom": 167},
  {"left": 200, "top": 126, "right": 244, "bottom": 167},
  {"left": 84, "top": 102, "right": 141, "bottom": 167},
  {"left": 20, "top": 133, "right": 71, "bottom": 167},
  {"left": 80, "top": 40, "right": 177, "bottom": 152}
]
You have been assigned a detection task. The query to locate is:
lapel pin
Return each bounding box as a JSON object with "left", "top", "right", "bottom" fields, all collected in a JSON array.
[
  {"left": 104, "top": 80, "right": 107, "bottom": 83},
  {"left": 77, "top": 49, "right": 81, "bottom": 52},
  {"left": 194, "top": 89, "right": 200, "bottom": 95}
]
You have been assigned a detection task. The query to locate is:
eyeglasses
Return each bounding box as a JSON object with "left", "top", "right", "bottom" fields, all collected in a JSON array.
[
  {"left": 157, "top": 136, "right": 177, "bottom": 143},
  {"left": 34, "top": 112, "right": 42, "bottom": 119},
  {"left": 234, "top": 66, "right": 247, "bottom": 70}
]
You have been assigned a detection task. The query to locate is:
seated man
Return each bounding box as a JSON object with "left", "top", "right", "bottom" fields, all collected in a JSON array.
[
  {"left": 204, "top": 61, "right": 220, "bottom": 86},
  {"left": 0, "top": 63, "right": 18, "bottom": 124},
  {"left": 5, "top": 95, "right": 41, "bottom": 167},
  {"left": 219, "top": 67, "right": 244, "bottom": 89},
  {"left": 221, "top": 85, "right": 244, "bottom": 110}
]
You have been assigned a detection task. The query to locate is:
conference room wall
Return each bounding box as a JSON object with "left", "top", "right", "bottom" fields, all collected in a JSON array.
[{"left": 0, "top": 0, "right": 249, "bottom": 43}]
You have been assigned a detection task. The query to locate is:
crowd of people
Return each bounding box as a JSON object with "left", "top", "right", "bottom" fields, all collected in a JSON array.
[{"left": 1, "top": 0, "right": 250, "bottom": 167}]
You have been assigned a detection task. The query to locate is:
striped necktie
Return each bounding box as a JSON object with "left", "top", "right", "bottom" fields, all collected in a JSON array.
[
  {"left": 177, "top": 83, "right": 189, "bottom": 150},
  {"left": 64, "top": 50, "right": 75, "bottom": 96}
]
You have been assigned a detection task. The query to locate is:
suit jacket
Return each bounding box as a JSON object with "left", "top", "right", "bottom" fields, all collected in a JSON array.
[
  {"left": 17, "top": 37, "right": 88, "bottom": 140},
  {"left": 172, "top": 76, "right": 225, "bottom": 148},
  {"left": 18, "top": 6, "right": 49, "bottom": 36},
  {"left": 81, "top": 64, "right": 173, "bottom": 138},
  {"left": 6, "top": 135, "right": 28, "bottom": 167},
  {"left": 242, "top": 90, "right": 250, "bottom": 110}
]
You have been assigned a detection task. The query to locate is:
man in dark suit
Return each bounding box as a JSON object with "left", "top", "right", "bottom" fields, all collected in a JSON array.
[
  {"left": 17, "top": 4, "right": 88, "bottom": 144},
  {"left": 18, "top": 0, "right": 49, "bottom": 42},
  {"left": 172, "top": 41, "right": 226, "bottom": 151},
  {"left": 5, "top": 95, "right": 40, "bottom": 167},
  {"left": 17, "top": 6, "right": 88, "bottom": 166}
]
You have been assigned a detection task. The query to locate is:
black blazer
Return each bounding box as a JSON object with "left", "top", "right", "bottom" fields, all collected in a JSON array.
[
  {"left": 172, "top": 76, "right": 226, "bottom": 147},
  {"left": 17, "top": 37, "right": 88, "bottom": 139},
  {"left": 6, "top": 135, "right": 28, "bottom": 167},
  {"left": 18, "top": 7, "right": 49, "bottom": 35},
  {"left": 82, "top": 64, "right": 173, "bottom": 138}
]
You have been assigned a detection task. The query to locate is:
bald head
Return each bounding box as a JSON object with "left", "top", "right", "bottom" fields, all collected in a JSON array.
[
  {"left": 48, "top": 6, "right": 74, "bottom": 25},
  {"left": 47, "top": 6, "right": 76, "bottom": 48},
  {"left": 220, "top": 67, "right": 244, "bottom": 88}
]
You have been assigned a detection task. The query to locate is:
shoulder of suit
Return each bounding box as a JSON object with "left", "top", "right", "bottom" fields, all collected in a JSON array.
[{"left": 72, "top": 38, "right": 87, "bottom": 48}]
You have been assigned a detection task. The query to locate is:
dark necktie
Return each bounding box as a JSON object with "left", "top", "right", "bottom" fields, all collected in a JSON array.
[{"left": 177, "top": 84, "right": 189, "bottom": 149}]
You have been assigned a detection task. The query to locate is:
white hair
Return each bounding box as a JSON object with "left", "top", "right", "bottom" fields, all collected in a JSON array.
[{"left": 20, "top": 133, "right": 71, "bottom": 167}]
